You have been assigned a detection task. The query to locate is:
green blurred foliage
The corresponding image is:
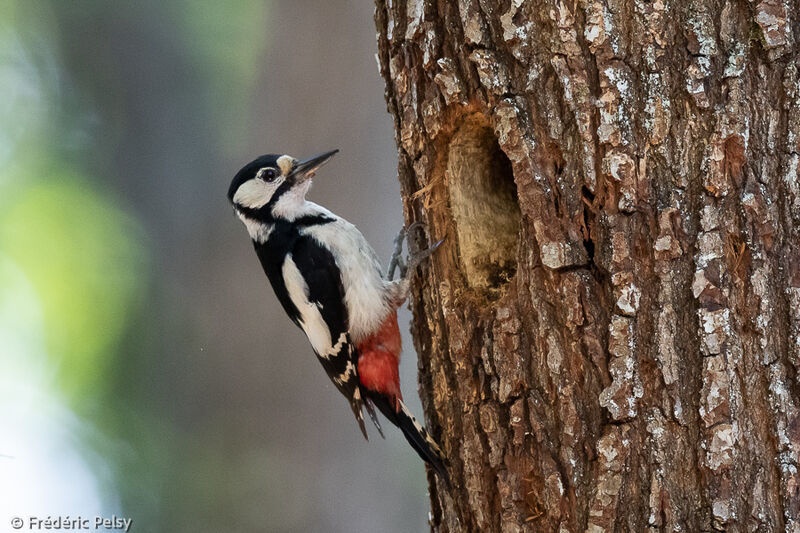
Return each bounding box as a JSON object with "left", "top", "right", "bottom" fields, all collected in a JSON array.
[
  {"left": 2, "top": 2, "right": 426, "bottom": 531},
  {"left": 172, "top": 1, "right": 269, "bottom": 151},
  {"left": 1, "top": 0, "right": 268, "bottom": 526},
  {"left": 0, "top": 169, "right": 147, "bottom": 401},
  {"left": 0, "top": 0, "right": 149, "bottom": 405}
]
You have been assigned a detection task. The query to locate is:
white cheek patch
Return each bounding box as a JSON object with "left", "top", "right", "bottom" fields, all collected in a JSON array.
[
  {"left": 233, "top": 179, "right": 279, "bottom": 208},
  {"left": 277, "top": 155, "right": 295, "bottom": 176}
]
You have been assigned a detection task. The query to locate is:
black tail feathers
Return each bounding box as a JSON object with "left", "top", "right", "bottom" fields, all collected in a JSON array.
[{"left": 366, "top": 391, "right": 450, "bottom": 487}]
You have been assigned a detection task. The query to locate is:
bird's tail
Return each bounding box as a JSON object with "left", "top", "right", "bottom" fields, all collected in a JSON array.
[{"left": 367, "top": 392, "right": 450, "bottom": 486}]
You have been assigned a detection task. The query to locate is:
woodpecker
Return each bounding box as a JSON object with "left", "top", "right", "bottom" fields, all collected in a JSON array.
[{"left": 227, "top": 150, "right": 448, "bottom": 483}]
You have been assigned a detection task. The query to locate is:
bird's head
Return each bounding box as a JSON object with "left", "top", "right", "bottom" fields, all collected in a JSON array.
[{"left": 228, "top": 150, "right": 338, "bottom": 219}]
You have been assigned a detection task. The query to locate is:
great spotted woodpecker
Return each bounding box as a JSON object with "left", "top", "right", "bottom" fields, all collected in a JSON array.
[{"left": 227, "top": 150, "right": 448, "bottom": 483}]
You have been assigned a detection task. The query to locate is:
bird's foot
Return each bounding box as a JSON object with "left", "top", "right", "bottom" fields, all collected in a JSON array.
[
  {"left": 386, "top": 228, "right": 407, "bottom": 281},
  {"left": 386, "top": 222, "right": 443, "bottom": 280}
]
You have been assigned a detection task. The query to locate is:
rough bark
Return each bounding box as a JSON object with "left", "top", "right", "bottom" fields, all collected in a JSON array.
[{"left": 374, "top": 1, "right": 800, "bottom": 531}]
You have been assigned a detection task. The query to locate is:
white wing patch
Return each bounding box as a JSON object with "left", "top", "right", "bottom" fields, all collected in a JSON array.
[
  {"left": 282, "top": 255, "right": 334, "bottom": 356},
  {"left": 320, "top": 332, "right": 349, "bottom": 360},
  {"left": 333, "top": 360, "right": 357, "bottom": 386}
]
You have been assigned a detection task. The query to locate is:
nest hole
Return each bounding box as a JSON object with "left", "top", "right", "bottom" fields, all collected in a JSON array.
[{"left": 446, "top": 116, "right": 521, "bottom": 295}]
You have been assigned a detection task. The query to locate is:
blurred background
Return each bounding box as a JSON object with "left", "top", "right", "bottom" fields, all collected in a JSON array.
[{"left": 0, "top": 1, "right": 432, "bottom": 531}]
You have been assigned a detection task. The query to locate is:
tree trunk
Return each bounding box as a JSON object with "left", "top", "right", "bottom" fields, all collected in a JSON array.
[{"left": 374, "top": 1, "right": 800, "bottom": 531}]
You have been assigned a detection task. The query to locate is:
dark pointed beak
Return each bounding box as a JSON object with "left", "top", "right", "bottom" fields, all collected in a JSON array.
[{"left": 291, "top": 149, "right": 339, "bottom": 181}]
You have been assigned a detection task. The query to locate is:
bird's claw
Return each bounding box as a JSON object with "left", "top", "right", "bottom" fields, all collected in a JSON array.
[
  {"left": 387, "top": 229, "right": 407, "bottom": 281},
  {"left": 387, "top": 222, "right": 443, "bottom": 280}
]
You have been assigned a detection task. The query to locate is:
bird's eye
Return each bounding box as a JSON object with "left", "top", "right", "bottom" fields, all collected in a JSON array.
[{"left": 262, "top": 168, "right": 277, "bottom": 181}]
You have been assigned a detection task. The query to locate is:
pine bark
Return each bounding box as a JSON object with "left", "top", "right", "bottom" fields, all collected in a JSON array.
[{"left": 375, "top": 1, "right": 800, "bottom": 531}]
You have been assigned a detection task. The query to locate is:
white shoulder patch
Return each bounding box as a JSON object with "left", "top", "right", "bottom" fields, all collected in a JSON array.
[{"left": 282, "top": 254, "right": 334, "bottom": 355}]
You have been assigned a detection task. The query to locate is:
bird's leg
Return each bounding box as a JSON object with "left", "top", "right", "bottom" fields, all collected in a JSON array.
[
  {"left": 386, "top": 223, "right": 444, "bottom": 309},
  {"left": 386, "top": 228, "right": 407, "bottom": 281},
  {"left": 387, "top": 222, "right": 442, "bottom": 281}
]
